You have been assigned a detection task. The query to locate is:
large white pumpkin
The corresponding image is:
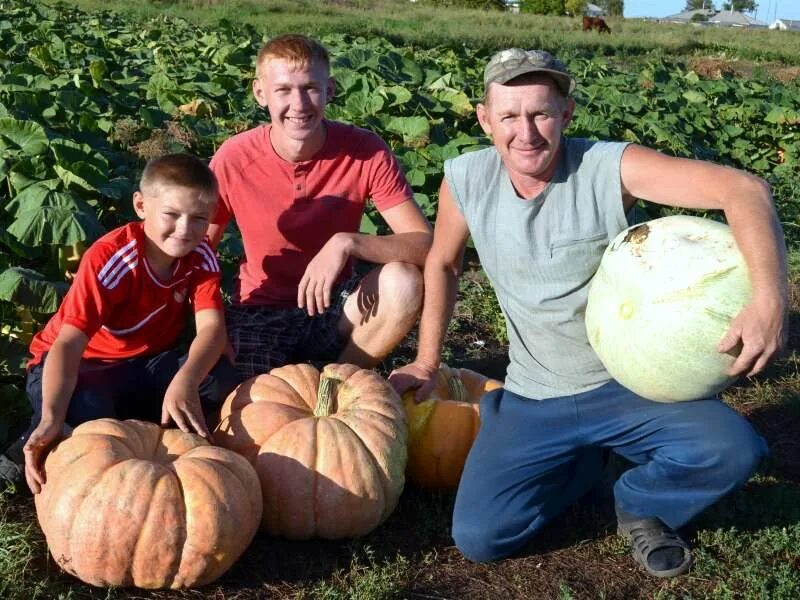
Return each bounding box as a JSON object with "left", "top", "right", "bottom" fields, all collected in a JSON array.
[{"left": 585, "top": 215, "right": 752, "bottom": 402}]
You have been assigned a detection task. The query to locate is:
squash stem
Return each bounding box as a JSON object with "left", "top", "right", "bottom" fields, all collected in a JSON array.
[
  {"left": 315, "top": 376, "right": 338, "bottom": 417},
  {"left": 448, "top": 376, "right": 467, "bottom": 403}
]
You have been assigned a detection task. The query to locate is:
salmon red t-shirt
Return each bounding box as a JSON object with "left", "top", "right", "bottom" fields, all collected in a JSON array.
[
  {"left": 28, "top": 222, "right": 223, "bottom": 367},
  {"left": 210, "top": 120, "right": 413, "bottom": 307}
]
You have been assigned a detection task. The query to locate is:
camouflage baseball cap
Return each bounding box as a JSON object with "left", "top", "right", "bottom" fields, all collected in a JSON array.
[{"left": 483, "top": 48, "right": 575, "bottom": 95}]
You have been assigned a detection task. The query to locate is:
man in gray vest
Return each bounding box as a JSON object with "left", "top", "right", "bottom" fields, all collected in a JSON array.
[{"left": 389, "top": 48, "right": 787, "bottom": 578}]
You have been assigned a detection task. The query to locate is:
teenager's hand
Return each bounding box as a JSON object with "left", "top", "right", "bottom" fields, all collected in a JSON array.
[
  {"left": 161, "top": 375, "right": 211, "bottom": 440},
  {"left": 23, "top": 419, "right": 64, "bottom": 494},
  {"left": 297, "top": 233, "right": 351, "bottom": 316},
  {"left": 388, "top": 361, "right": 439, "bottom": 403}
]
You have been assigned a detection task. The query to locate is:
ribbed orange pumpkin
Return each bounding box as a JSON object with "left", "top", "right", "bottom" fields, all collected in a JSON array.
[
  {"left": 403, "top": 365, "right": 503, "bottom": 489},
  {"left": 34, "top": 419, "right": 262, "bottom": 589},
  {"left": 214, "top": 363, "right": 407, "bottom": 540}
]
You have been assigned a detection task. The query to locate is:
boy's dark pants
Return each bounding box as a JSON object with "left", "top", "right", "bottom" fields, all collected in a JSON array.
[{"left": 23, "top": 350, "right": 240, "bottom": 440}]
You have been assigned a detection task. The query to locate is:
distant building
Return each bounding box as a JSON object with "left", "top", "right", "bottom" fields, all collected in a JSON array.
[
  {"left": 709, "top": 10, "right": 767, "bottom": 27},
  {"left": 662, "top": 9, "right": 767, "bottom": 28},
  {"left": 662, "top": 9, "right": 717, "bottom": 24},
  {"left": 770, "top": 18, "right": 800, "bottom": 31}
]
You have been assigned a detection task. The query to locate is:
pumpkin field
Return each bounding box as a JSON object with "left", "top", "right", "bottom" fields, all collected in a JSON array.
[{"left": 1, "top": 0, "right": 799, "bottom": 598}]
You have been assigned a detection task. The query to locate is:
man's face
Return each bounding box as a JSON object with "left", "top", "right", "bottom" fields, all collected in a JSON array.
[
  {"left": 477, "top": 75, "right": 575, "bottom": 183},
  {"left": 133, "top": 184, "right": 213, "bottom": 266},
  {"left": 252, "top": 57, "right": 334, "bottom": 149}
]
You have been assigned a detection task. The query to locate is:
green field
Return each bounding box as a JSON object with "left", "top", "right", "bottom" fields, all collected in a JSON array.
[{"left": 1, "top": 0, "right": 799, "bottom": 598}]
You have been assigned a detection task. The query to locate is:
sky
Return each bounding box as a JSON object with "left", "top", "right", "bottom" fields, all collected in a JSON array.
[{"left": 623, "top": 1, "right": 800, "bottom": 22}]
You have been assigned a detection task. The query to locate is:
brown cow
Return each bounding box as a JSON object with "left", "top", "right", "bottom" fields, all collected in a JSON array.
[{"left": 582, "top": 16, "right": 611, "bottom": 34}]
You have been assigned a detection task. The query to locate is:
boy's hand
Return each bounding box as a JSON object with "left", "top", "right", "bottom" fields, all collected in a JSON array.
[
  {"left": 161, "top": 375, "right": 211, "bottom": 440},
  {"left": 23, "top": 420, "right": 64, "bottom": 494}
]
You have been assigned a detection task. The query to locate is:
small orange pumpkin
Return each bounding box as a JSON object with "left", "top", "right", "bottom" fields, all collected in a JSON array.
[
  {"left": 214, "top": 363, "right": 407, "bottom": 540},
  {"left": 35, "top": 419, "right": 262, "bottom": 589},
  {"left": 403, "top": 364, "right": 502, "bottom": 489}
]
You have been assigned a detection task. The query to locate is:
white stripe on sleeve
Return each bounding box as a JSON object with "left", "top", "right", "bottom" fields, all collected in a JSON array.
[{"left": 96, "top": 239, "right": 137, "bottom": 282}]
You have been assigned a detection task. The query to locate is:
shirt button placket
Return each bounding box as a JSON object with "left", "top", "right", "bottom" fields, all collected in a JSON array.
[{"left": 294, "top": 165, "right": 306, "bottom": 200}]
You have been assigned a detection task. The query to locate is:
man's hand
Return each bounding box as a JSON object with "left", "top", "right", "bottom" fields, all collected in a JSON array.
[
  {"left": 23, "top": 419, "right": 64, "bottom": 494},
  {"left": 388, "top": 361, "right": 439, "bottom": 403},
  {"left": 718, "top": 293, "right": 787, "bottom": 377},
  {"left": 298, "top": 233, "right": 352, "bottom": 316},
  {"left": 161, "top": 374, "right": 211, "bottom": 440}
]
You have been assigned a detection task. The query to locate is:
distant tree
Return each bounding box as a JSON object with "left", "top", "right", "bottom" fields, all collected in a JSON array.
[
  {"left": 721, "top": 0, "right": 758, "bottom": 12},
  {"left": 598, "top": 0, "right": 623, "bottom": 16},
  {"left": 684, "top": 0, "right": 715, "bottom": 9},
  {"left": 427, "top": 0, "right": 506, "bottom": 8},
  {"left": 520, "top": 0, "right": 564, "bottom": 15},
  {"left": 565, "top": 0, "right": 585, "bottom": 16},
  {"left": 691, "top": 11, "right": 709, "bottom": 21}
]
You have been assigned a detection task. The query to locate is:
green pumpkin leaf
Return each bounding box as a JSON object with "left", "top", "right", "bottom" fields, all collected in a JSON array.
[
  {"left": 406, "top": 168, "right": 426, "bottom": 187},
  {"left": 0, "top": 118, "right": 49, "bottom": 156},
  {"left": 0, "top": 267, "right": 66, "bottom": 313},
  {"left": 345, "top": 90, "right": 384, "bottom": 116},
  {"left": 385, "top": 116, "right": 430, "bottom": 147},
  {"left": 360, "top": 212, "right": 378, "bottom": 235},
  {"left": 381, "top": 85, "right": 413, "bottom": 107},
  {"left": 89, "top": 59, "right": 108, "bottom": 88},
  {"left": 7, "top": 187, "right": 105, "bottom": 246},
  {"left": 0, "top": 224, "right": 38, "bottom": 258},
  {"left": 765, "top": 107, "right": 800, "bottom": 125},
  {"left": 5, "top": 179, "right": 61, "bottom": 215},
  {"left": 683, "top": 91, "right": 706, "bottom": 104},
  {"left": 436, "top": 90, "right": 473, "bottom": 117},
  {"left": 54, "top": 163, "right": 106, "bottom": 192}
]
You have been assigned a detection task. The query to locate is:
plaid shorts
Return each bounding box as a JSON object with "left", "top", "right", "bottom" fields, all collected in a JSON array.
[{"left": 226, "top": 273, "right": 362, "bottom": 380}]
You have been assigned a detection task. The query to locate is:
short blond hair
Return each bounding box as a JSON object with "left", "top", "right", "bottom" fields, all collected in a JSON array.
[
  {"left": 255, "top": 34, "right": 330, "bottom": 77},
  {"left": 139, "top": 154, "right": 218, "bottom": 205}
]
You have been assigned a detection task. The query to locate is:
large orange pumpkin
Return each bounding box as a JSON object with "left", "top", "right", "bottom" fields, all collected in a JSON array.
[
  {"left": 214, "top": 363, "right": 407, "bottom": 540},
  {"left": 403, "top": 364, "right": 503, "bottom": 489},
  {"left": 35, "top": 419, "right": 262, "bottom": 589}
]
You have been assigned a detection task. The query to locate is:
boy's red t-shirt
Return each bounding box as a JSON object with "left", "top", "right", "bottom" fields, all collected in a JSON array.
[
  {"left": 210, "top": 120, "right": 413, "bottom": 308},
  {"left": 28, "top": 222, "right": 223, "bottom": 367}
]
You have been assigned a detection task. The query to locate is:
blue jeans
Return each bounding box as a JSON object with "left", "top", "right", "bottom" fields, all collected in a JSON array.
[
  {"left": 452, "top": 380, "right": 768, "bottom": 562},
  {"left": 23, "top": 349, "right": 240, "bottom": 439}
]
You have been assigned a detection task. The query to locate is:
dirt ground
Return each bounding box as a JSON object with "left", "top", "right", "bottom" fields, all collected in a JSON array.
[{"left": 5, "top": 272, "right": 799, "bottom": 600}]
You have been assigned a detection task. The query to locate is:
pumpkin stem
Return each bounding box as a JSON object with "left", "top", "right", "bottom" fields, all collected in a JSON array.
[
  {"left": 448, "top": 376, "right": 467, "bottom": 403},
  {"left": 315, "top": 376, "right": 338, "bottom": 417}
]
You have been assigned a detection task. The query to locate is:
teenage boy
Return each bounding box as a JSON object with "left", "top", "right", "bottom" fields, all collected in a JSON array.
[
  {"left": 0, "top": 154, "right": 237, "bottom": 494},
  {"left": 208, "top": 34, "right": 432, "bottom": 380}
]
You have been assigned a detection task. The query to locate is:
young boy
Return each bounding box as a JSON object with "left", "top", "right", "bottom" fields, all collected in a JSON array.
[{"left": 0, "top": 153, "right": 237, "bottom": 494}]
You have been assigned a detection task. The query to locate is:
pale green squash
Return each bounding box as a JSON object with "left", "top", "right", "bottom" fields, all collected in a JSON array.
[{"left": 585, "top": 215, "right": 752, "bottom": 402}]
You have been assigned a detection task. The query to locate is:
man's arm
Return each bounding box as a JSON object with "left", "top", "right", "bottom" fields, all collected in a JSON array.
[
  {"left": 23, "top": 324, "right": 88, "bottom": 493},
  {"left": 297, "top": 198, "right": 432, "bottom": 315},
  {"left": 620, "top": 144, "right": 788, "bottom": 376},
  {"left": 388, "top": 180, "right": 469, "bottom": 399},
  {"left": 161, "top": 308, "right": 227, "bottom": 440}
]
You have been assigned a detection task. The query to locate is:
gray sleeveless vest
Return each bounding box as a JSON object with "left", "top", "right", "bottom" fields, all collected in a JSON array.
[{"left": 444, "top": 138, "right": 630, "bottom": 399}]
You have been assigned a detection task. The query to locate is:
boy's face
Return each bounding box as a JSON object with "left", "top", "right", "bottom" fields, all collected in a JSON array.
[{"left": 133, "top": 184, "right": 214, "bottom": 265}]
